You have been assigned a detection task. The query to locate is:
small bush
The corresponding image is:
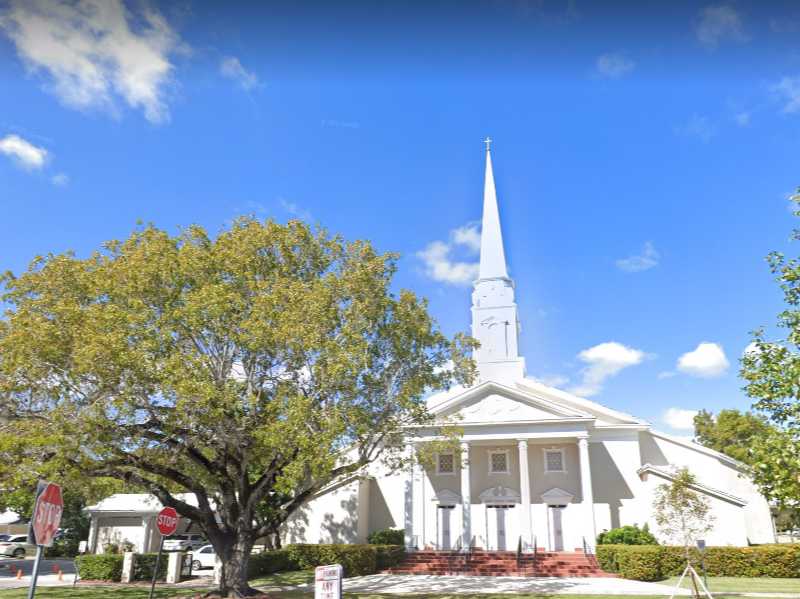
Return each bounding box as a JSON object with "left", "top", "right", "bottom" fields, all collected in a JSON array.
[
  {"left": 248, "top": 549, "right": 299, "bottom": 578},
  {"left": 597, "top": 524, "right": 658, "bottom": 546},
  {"left": 597, "top": 544, "right": 800, "bottom": 581},
  {"left": 133, "top": 553, "right": 168, "bottom": 581},
  {"left": 374, "top": 544, "right": 405, "bottom": 570},
  {"left": 74, "top": 554, "right": 124, "bottom": 581},
  {"left": 367, "top": 529, "right": 405, "bottom": 545}
]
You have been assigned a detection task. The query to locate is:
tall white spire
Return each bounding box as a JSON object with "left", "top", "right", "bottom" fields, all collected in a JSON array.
[
  {"left": 479, "top": 139, "right": 510, "bottom": 281},
  {"left": 471, "top": 139, "right": 526, "bottom": 383}
]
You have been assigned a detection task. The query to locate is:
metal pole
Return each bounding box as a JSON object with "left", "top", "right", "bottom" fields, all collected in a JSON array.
[
  {"left": 26, "top": 545, "right": 44, "bottom": 599},
  {"left": 148, "top": 537, "right": 164, "bottom": 599}
]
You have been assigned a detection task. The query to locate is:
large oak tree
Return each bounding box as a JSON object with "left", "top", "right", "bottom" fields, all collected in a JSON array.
[{"left": 0, "top": 219, "right": 474, "bottom": 597}]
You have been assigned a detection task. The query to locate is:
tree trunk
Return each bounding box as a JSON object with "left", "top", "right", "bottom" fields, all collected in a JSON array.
[{"left": 215, "top": 533, "right": 259, "bottom": 598}]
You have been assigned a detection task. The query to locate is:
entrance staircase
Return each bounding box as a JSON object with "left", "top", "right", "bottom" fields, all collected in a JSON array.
[{"left": 384, "top": 549, "right": 615, "bottom": 577}]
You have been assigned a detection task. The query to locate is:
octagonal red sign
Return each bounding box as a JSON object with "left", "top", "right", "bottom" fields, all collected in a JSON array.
[
  {"left": 156, "top": 506, "right": 179, "bottom": 536},
  {"left": 31, "top": 482, "right": 63, "bottom": 547}
]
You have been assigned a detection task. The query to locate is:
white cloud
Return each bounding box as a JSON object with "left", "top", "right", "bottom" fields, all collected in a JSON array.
[
  {"left": 529, "top": 374, "right": 570, "bottom": 388},
  {"left": 694, "top": 5, "right": 747, "bottom": 48},
  {"left": 0, "top": 134, "right": 48, "bottom": 170},
  {"left": 677, "top": 342, "right": 730, "bottom": 378},
  {"left": 0, "top": 0, "right": 181, "bottom": 124},
  {"left": 657, "top": 371, "right": 677, "bottom": 379},
  {"left": 417, "top": 223, "right": 481, "bottom": 286},
  {"left": 616, "top": 241, "right": 660, "bottom": 273},
  {"left": 773, "top": 76, "right": 800, "bottom": 114},
  {"left": 569, "top": 342, "right": 646, "bottom": 397},
  {"left": 663, "top": 407, "right": 699, "bottom": 431},
  {"left": 676, "top": 114, "right": 716, "bottom": 143},
  {"left": 219, "top": 56, "right": 260, "bottom": 91},
  {"left": 595, "top": 53, "right": 635, "bottom": 79},
  {"left": 51, "top": 172, "right": 69, "bottom": 186}
]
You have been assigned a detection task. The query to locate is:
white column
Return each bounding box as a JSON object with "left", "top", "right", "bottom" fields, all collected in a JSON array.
[
  {"left": 518, "top": 439, "right": 532, "bottom": 550},
  {"left": 460, "top": 441, "right": 471, "bottom": 550},
  {"left": 411, "top": 448, "right": 425, "bottom": 549},
  {"left": 578, "top": 436, "right": 597, "bottom": 548}
]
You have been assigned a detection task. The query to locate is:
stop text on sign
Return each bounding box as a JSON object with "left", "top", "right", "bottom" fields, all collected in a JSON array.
[{"left": 156, "top": 506, "right": 179, "bottom": 536}]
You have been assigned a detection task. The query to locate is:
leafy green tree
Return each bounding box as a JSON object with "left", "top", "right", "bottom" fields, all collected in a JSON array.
[
  {"left": 653, "top": 468, "right": 714, "bottom": 558},
  {"left": 693, "top": 409, "right": 772, "bottom": 464},
  {"left": 0, "top": 219, "right": 474, "bottom": 597},
  {"left": 741, "top": 188, "right": 800, "bottom": 506}
]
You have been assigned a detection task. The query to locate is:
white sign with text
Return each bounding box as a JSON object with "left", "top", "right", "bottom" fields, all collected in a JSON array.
[{"left": 315, "top": 564, "right": 343, "bottom": 599}]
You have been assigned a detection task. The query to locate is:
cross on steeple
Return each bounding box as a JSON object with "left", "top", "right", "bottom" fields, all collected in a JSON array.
[{"left": 484, "top": 137, "right": 492, "bottom": 151}]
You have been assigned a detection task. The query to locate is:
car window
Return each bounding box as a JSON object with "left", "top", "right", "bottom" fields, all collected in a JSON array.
[
  {"left": 171, "top": 535, "right": 187, "bottom": 541},
  {"left": 11, "top": 535, "right": 27, "bottom": 542},
  {"left": 200, "top": 547, "right": 214, "bottom": 554}
]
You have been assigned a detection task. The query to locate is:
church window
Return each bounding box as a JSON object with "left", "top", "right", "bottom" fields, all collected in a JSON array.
[
  {"left": 544, "top": 448, "right": 565, "bottom": 473},
  {"left": 436, "top": 453, "right": 455, "bottom": 475},
  {"left": 489, "top": 450, "right": 509, "bottom": 474}
]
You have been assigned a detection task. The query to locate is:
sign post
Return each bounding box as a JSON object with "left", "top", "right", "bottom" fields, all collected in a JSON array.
[
  {"left": 148, "top": 506, "right": 179, "bottom": 599},
  {"left": 26, "top": 481, "right": 64, "bottom": 599},
  {"left": 314, "top": 564, "right": 342, "bottom": 599}
]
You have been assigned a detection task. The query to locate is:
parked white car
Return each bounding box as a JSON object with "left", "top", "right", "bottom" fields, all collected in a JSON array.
[
  {"left": 191, "top": 544, "right": 216, "bottom": 570},
  {"left": 162, "top": 534, "right": 206, "bottom": 552},
  {"left": 0, "top": 534, "right": 34, "bottom": 558}
]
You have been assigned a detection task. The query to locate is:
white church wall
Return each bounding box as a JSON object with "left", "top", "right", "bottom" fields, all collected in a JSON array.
[
  {"left": 529, "top": 442, "right": 580, "bottom": 501},
  {"left": 281, "top": 479, "right": 362, "bottom": 545},
  {"left": 590, "top": 435, "right": 648, "bottom": 530}
]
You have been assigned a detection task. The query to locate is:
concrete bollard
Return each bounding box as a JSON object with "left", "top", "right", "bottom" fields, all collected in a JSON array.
[
  {"left": 121, "top": 552, "right": 135, "bottom": 583},
  {"left": 166, "top": 551, "right": 183, "bottom": 583}
]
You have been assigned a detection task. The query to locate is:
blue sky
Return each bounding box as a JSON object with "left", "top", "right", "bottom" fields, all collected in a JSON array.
[{"left": 1, "top": 0, "right": 799, "bottom": 434}]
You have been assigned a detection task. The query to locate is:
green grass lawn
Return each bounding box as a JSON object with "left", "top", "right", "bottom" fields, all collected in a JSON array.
[
  {"left": 659, "top": 575, "right": 800, "bottom": 593},
  {"left": 0, "top": 587, "right": 209, "bottom": 598},
  {"left": 250, "top": 568, "right": 315, "bottom": 588}
]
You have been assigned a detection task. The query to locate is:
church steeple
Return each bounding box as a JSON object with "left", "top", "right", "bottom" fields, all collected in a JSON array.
[
  {"left": 471, "top": 139, "right": 526, "bottom": 383},
  {"left": 479, "top": 139, "right": 510, "bottom": 282}
]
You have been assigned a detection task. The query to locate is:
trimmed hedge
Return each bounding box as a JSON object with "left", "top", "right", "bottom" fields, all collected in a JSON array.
[
  {"left": 285, "top": 544, "right": 405, "bottom": 577},
  {"left": 74, "top": 554, "right": 124, "bottom": 581},
  {"left": 597, "top": 544, "right": 800, "bottom": 581},
  {"left": 597, "top": 524, "right": 658, "bottom": 546},
  {"left": 133, "top": 553, "right": 168, "bottom": 581},
  {"left": 248, "top": 549, "right": 298, "bottom": 578}
]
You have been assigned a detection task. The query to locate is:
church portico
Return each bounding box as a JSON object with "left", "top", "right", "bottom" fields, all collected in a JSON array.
[{"left": 407, "top": 428, "right": 599, "bottom": 553}]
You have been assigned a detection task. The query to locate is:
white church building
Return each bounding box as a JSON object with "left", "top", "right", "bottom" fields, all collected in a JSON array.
[
  {"left": 86, "top": 144, "right": 774, "bottom": 555},
  {"left": 282, "top": 143, "right": 775, "bottom": 553}
]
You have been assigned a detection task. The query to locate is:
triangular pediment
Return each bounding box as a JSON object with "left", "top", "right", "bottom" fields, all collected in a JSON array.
[{"left": 432, "top": 381, "right": 592, "bottom": 423}]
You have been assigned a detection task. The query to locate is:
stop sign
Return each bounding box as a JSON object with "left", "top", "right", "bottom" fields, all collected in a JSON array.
[
  {"left": 30, "top": 482, "right": 63, "bottom": 547},
  {"left": 156, "top": 506, "right": 179, "bottom": 536}
]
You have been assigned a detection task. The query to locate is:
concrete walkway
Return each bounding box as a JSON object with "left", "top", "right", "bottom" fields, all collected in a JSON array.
[{"left": 293, "top": 573, "right": 692, "bottom": 595}]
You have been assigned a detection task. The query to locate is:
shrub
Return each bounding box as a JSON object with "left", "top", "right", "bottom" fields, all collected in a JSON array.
[
  {"left": 285, "top": 543, "right": 404, "bottom": 577},
  {"left": 597, "top": 524, "right": 658, "bottom": 546},
  {"left": 597, "top": 544, "right": 800, "bottom": 581},
  {"left": 374, "top": 544, "right": 405, "bottom": 570},
  {"left": 133, "top": 553, "right": 168, "bottom": 581},
  {"left": 74, "top": 554, "right": 124, "bottom": 581},
  {"left": 367, "top": 529, "right": 405, "bottom": 545},
  {"left": 248, "top": 549, "right": 299, "bottom": 578}
]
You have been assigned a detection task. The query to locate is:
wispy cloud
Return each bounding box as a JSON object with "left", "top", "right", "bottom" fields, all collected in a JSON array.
[
  {"left": 676, "top": 342, "right": 729, "bottom": 378},
  {"left": 321, "top": 119, "right": 361, "bottom": 129},
  {"left": 0, "top": 134, "right": 48, "bottom": 170},
  {"left": 663, "top": 407, "right": 698, "bottom": 431},
  {"left": 417, "top": 223, "right": 481, "bottom": 286},
  {"left": 595, "top": 52, "right": 635, "bottom": 79},
  {"left": 676, "top": 114, "right": 716, "bottom": 143},
  {"left": 569, "top": 342, "right": 647, "bottom": 397},
  {"left": 0, "top": 0, "right": 182, "bottom": 124},
  {"left": 279, "top": 198, "right": 313, "bottom": 222},
  {"left": 616, "top": 241, "right": 660, "bottom": 273},
  {"left": 694, "top": 5, "right": 748, "bottom": 48},
  {"left": 773, "top": 76, "right": 800, "bottom": 114},
  {"left": 734, "top": 111, "right": 751, "bottom": 126},
  {"left": 51, "top": 172, "right": 69, "bottom": 186},
  {"left": 220, "top": 56, "right": 260, "bottom": 91}
]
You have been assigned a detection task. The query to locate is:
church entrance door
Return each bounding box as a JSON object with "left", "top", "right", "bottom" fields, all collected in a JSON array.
[
  {"left": 548, "top": 505, "right": 566, "bottom": 551},
  {"left": 437, "top": 505, "right": 455, "bottom": 550},
  {"left": 487, "top": 504, "right": 514, "bottom": 550}
]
